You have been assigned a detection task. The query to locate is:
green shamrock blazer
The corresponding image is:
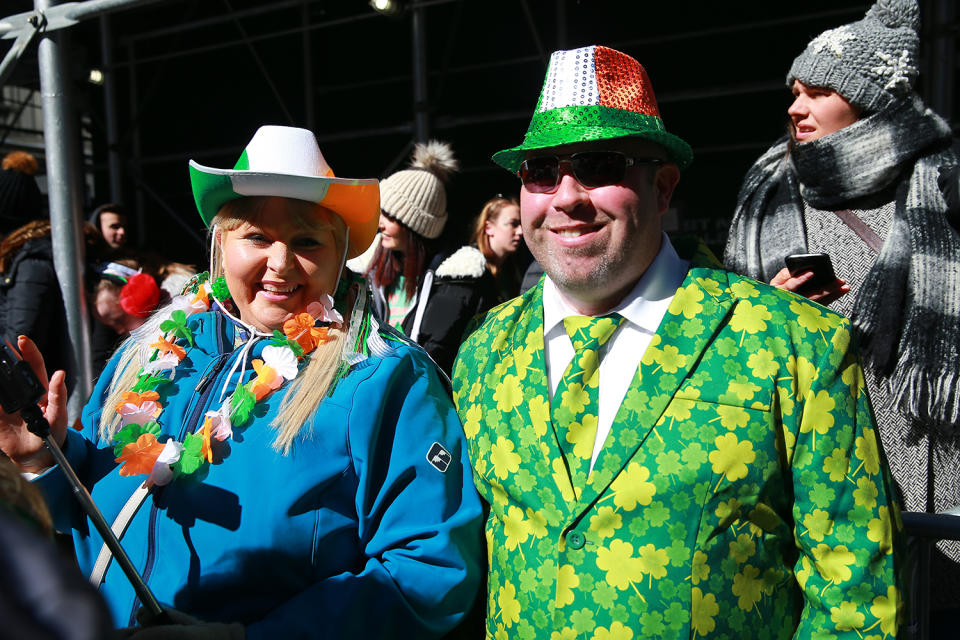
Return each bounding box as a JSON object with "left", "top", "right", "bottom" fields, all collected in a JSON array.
[{"left": 451, "top": 241, "right": 903, "bottom": 640}]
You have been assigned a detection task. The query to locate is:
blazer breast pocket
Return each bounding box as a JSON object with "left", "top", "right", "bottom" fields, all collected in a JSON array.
[{"left": 650, "top": 385, "right": 782, "bottom": 502}]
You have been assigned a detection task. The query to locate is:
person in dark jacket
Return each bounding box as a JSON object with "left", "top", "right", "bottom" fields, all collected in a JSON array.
[
  {"left": 0, "top": 151, "right": 43, "bottom": 236},
  {"left": 471, "top": 195, "right": 525, "bottom": 302},
  {"left": 366, "top": 141, "right": 496, "bottom": 374},
  {"left": 88, "top": 203, "right": 131, "bottom": 252},
  {"left": 0, "top": 220, "right": 74, "bottom": 389},
  {"left": 0, "top": 457, "right": 114, "bottom": 640}
]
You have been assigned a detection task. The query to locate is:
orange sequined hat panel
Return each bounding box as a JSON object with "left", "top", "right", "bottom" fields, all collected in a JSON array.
[{"left": 594, "top": 45, "right": 660, "bottom": 117}]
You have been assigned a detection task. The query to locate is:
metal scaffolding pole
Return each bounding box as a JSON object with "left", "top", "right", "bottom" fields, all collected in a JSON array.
[
  {"left": 35, "top": 0, "right": 92, "bottom": 416},
  {"left": 100, "top": 14, "right": 123, "bottom": 202},
  {"left": 411, "top": 5, "right": 429, "bottom": 142},
  {"left": 126, "top": 40, "right": 147, "bottom": 246}
]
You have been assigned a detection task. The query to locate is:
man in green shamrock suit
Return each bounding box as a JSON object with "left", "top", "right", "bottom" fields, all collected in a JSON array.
[{"left": 451, "top": 45, "right": 904, "bottom": 639}]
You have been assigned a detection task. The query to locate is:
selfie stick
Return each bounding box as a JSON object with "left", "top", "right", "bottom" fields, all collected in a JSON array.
[{"left": 0, "top": 343, "right": 165, "bottom": 623}]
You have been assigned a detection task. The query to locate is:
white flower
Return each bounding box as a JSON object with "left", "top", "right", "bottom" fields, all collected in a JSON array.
[
  {"left": 165, "top": 287, "right": 208, "bottom": 318},
  {"left": 809, "top": 26, "right": 856, "bottom": 58},
  {"left": 142, "top": 351, "right": 181, "bottom": 377},
  {"left": 206, "top": 408, "right": 233, "bottom": 442},
  {"left": 305, "top": 295, "right": 343, "bottom": 326},
  {"left": 148, "top": 439, "right": 184, "bottom": 487},
  {"left": 261, "top": 345, "right": 299, "bottom": 380},
  {"left": 118, "top": 401, "right": 160, "bottom": 426}
]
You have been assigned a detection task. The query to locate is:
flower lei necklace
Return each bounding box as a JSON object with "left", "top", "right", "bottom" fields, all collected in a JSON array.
[{"left": 109, "top": 273, "right": 342, "bottom": 486}]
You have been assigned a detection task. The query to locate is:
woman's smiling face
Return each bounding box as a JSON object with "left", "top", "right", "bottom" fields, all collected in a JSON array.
[{"left": 218, "top": 197, "right": 343, "bottom": 332}]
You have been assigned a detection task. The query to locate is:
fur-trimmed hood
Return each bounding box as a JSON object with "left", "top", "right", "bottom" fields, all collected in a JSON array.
[{"left": 434, "top": 246, "right": 487, "bottom": 279}]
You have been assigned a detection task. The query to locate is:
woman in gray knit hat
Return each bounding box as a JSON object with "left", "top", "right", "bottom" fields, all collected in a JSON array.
[
  {"left": 725, "top": 0, "right": 960, "bottom": 626},
  {"left": 366, "top": 141, "right": 497, "bottom": 374}
]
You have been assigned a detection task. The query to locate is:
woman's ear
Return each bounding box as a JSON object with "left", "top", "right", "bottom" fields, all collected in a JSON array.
[{"left": 484, "top": 219, "right": 495, "bottom": 237}]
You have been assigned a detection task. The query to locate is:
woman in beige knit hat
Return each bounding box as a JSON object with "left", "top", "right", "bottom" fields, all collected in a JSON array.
[{"left": 366, "top": 141, "right": 497, "bottom": 374}]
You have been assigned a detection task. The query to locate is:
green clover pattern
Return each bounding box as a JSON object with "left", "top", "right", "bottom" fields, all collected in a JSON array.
[{"left": 451, "top": 240, "right": 904, "bottom": 640}]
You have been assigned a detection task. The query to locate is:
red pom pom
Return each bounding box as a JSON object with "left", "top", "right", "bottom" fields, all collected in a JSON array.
[{"left": 120, "top": 273, "right": 161, "bottom": 318}]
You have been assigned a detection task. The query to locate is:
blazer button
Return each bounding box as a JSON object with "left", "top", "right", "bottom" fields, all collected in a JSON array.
[{"left": 566, "top": 531, "right": 585, "bottom": 549}]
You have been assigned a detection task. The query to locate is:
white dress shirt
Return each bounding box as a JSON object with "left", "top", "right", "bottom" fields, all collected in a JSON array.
[{"left": 542, "top": 233, "right": 689, "bottom": 472}]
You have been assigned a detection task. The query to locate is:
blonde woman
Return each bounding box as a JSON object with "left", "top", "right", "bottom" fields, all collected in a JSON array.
[
  {"left": 471, "top": 196, "right": 524, "bottom": 301},
  {"left": 0, "top": 126, "right": 481, "bottom": 638}
]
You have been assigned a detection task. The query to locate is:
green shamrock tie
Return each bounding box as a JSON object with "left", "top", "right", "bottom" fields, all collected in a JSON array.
[{"left": 551, "top": 313, "right": 625, "bottom": 496}]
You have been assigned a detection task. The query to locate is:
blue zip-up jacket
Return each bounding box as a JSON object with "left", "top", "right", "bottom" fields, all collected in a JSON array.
[{"left": 36, "top": 308, "right": 483, "bottom": 638}]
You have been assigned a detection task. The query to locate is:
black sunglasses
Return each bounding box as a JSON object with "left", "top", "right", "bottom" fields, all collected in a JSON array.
[{"left": 518, "top": 151, "right": 664, "bottom": 194}]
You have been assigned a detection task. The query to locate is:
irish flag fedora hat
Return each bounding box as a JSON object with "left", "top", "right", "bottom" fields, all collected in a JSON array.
[
  {"left": 492, "top": 45, "right": 693, "bottom": 173},
  {"left": 189, "top": 125, "right": 380, "bottom": 259}
]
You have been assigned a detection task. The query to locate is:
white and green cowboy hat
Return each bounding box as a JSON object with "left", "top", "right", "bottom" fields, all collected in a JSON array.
[
  {"left": 492, "top": 45, "right": 693, "bottom": 173},
  {"left": 189, "top": 125, "right": 380, "bottom": 259}
]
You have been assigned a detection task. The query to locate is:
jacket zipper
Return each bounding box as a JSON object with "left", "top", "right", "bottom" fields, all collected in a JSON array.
[{"left": 126, "top": 314, "right": 232, "bottom": 625}]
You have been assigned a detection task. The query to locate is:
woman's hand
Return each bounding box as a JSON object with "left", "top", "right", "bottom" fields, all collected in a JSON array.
[
  {"left": 770, "top": 267, "right": 850, "bottom": 306},
  {"left": 0, "top": 336, "right": 68, "bottom": 473}
]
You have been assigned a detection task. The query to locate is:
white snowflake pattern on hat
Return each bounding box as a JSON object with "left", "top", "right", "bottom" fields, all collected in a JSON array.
[
  {"left": 870, "top": 49, "right": 915, "bottom": 91},
  {"left": 810, "top": 26, "right": 857, "bottom": 58}
]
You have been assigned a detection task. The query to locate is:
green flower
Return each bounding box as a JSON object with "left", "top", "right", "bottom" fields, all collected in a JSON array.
[
  {"left": 270, "top": 330, "right": 303, "bottom": 357},
  {"left": 112, "top": 421, "right": 161, "bottom": 455},
  {"left": 131, "top": 372, "right": 172, "bottom": 393},
  {"left": 211, "top": 275, "right": 231, "bottom": 301},
  {"left": 159, "top": 309, "right": 194, "bottom": 346},
  {"left": 229, "top": 383, "right": 256, "bottom": 425},
  {"left": 175, "top": 432, "right": 205, "bottom": 475}
]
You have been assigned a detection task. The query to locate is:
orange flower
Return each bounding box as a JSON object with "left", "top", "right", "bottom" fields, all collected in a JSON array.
[
  {"left": 190, "top": 284, "right": 211, "bottom": 311},
  {"left": 114, "top": 390, "right": 161, "bottom": 415},
  {"left": 250, "top": 359, "right": 283, "bottom": 401},
  {"left": 150, "top": 335, "right": 186, "bottom": 360},
  {"left": 200, "top": 417, "right": 214, "bottom": 463},
  {"left": 282, "top": 313, "right": 330, "bottom": 354},
  {"left": 115, "top": 433, "right": 165, "bottom": 476}
]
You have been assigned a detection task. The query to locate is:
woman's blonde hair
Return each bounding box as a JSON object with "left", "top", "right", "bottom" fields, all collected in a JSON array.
[
  {"left": 470, "top": 196, "right": 519, "bottom": 279},
  {"left": 0, "top": 457, "right": 52, "bottom": 535},
  {"left": 100, "top": 196, "right": 352, "bottom": 454}
]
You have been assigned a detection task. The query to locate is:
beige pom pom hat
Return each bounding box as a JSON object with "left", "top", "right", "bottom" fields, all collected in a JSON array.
[
  {"left": 188, "top": 125, "right": 380, "bottom": 259},
  {"left": 380, "top": 140, "right": 459, "bottom": 240}
]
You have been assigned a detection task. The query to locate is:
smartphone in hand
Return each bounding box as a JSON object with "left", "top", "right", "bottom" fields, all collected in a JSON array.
[{"left": 785, "top": 253, "right": 836, "bottom": 292}]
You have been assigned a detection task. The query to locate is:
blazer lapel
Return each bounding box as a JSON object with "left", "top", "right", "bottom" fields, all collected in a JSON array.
[
  {"left": 576, "top": 259, "right": 736, "bottom": 512},
  {"left": 500, "top": 284, "right": 579, "bottom": 513}
]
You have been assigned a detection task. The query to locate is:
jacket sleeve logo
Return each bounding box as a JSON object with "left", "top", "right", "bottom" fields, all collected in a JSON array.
[{"left": 427, "top": 442, "right": 452, "bottom": 473}]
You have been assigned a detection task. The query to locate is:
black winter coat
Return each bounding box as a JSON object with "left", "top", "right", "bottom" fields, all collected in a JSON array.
[
  {"left": 372, "top": 246, "right": 497, "bottom": 376},
  {"left": 0, "top": 236, "right": 74, "bottom": 387}
]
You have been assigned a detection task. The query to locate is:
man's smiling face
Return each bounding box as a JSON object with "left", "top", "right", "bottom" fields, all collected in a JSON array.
[{"left": 519, "top": 139, "right": 679, "bottom": 314}]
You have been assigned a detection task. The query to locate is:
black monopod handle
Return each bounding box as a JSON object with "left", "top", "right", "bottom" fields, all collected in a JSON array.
[
  {"left": 0, "top": 341, "right": 167, "bottom": 625},
  {"left": 19, "top": 404, "right": 166, "bottom": 622}
]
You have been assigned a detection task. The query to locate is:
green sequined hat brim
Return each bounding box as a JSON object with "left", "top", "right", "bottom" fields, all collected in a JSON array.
[{"left": 492, "top": 105, "right": 693, "bottom": 173}]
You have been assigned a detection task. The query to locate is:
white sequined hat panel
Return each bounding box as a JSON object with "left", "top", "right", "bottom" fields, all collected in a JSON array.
[{"left": 537, "top": 46, "right": 598, "bottom": 112}]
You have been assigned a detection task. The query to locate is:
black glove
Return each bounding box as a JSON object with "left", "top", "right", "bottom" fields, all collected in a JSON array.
[{"left": 115, "top": 608, "right": 244, "bottom": 640}]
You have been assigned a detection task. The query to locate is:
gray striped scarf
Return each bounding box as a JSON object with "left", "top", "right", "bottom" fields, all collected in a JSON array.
[{"left": 725, "top": 94, "right": 960, "bottom": 429}]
